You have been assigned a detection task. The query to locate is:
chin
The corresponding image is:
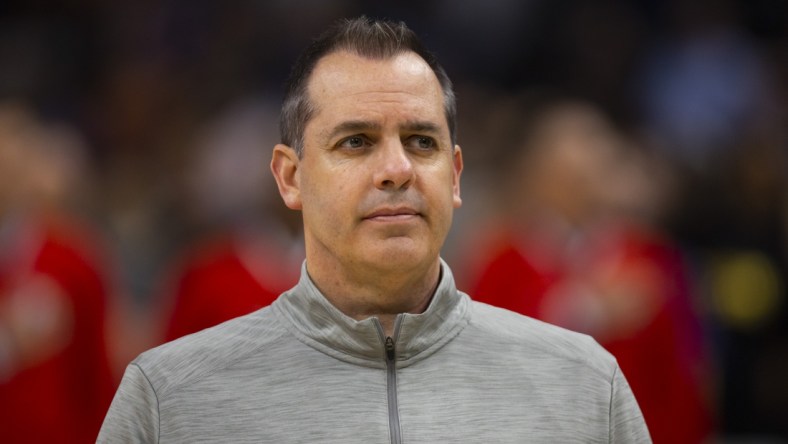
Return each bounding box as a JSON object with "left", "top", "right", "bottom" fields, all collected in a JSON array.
[{"left": 365, "top": 244, "right": 434, "bottom": 271}]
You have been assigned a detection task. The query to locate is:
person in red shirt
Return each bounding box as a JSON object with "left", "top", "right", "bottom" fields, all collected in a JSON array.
[
  {"left": 160, "top": 101, "right": 303, "bottom": 341},
  {"left": 464, "top": 97, "right": 714, "bottom": 443},
  {"left": 0, "top": 103, "right": 115, "bottom": 443}
]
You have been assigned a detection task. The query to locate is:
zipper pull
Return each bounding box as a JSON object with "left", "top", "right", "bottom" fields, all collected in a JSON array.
[{"left": 385, "top": 336, "right": 396, "bottom": 361}]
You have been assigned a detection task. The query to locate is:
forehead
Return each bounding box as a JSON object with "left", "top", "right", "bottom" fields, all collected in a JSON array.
[{"left": 306, "top": 50, "right": 446, "bottom": 127}]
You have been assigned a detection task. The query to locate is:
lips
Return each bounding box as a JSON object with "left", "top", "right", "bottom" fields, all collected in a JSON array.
[{"left": 363, "top": 207, "right": 421, "bottom": 220}]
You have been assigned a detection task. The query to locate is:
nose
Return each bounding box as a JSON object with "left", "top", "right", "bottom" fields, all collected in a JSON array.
[{"left": 373, "top": 139, "right": 414, "bottom": 191}]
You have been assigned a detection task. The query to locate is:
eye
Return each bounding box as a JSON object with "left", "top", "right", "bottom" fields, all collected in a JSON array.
[
  {"left": 338, "top": 135, "right": 369, "bottom": 150},
  {"left": 406, "top": 135, "right": 437, "bottom": 151}
]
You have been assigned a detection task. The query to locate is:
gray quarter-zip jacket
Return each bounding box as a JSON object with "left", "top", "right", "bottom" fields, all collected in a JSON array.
[{"left": 98, "top": 260, "right": 651, "bottom": 443}]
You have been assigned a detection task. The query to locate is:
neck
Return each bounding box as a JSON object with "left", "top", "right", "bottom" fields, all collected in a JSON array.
[{"left": 307, "top": 258, "right": 442, "bottom": 337}]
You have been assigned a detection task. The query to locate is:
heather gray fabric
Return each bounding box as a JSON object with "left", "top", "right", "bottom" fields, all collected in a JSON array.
[{"left": 98, "top": 260, "right": 651, "bottom": 443}]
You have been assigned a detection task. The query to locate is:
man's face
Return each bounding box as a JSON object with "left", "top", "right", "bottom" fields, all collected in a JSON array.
[{"left": 274, "top": 50, "right": 462, "bottom": 279}]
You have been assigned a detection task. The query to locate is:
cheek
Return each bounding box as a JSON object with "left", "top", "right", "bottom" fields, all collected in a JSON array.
[
  {"left": 302, "top": 172, "right": 356, "bottom": 228},
  {"left": 426, "top": 166, "right": 457, "bottom": 202}
]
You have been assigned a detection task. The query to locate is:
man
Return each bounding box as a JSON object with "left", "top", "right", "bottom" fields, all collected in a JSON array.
[{"left": 99, "top": 17, "right": 651, "bottom": 442}]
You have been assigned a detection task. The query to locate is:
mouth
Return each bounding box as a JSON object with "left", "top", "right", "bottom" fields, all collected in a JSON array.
[{"left": 363, "top": 207, "right": 422, "bottom": 222}]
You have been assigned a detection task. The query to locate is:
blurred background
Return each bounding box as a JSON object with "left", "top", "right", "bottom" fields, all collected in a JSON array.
[{"left": 0, "top": 0, "right": 785, "bottom": 442}]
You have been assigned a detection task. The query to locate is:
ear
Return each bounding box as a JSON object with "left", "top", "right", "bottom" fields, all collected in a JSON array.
[
  {"left": 452, "top": 144, "right": 463, "bottom": 208},
  {"left": 270, "top": 144, "right": 302, "bottom": 210}
]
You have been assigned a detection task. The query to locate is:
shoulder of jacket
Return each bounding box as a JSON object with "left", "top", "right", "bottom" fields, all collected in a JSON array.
[
  {"left": 132, "top": 306, "right": 287, "bottom": 394},
  {"left": 467, "top": 300, "right": 616, "bottom": 379}
]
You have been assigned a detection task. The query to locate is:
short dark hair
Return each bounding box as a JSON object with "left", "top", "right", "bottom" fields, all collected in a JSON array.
[{"left": 280, "top": 16, "right": 457, "bottom": 157}]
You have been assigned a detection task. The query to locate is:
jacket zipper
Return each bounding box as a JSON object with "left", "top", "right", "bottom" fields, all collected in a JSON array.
[{"left": 378, "top": 318, "right": 403, "bottom": 444}]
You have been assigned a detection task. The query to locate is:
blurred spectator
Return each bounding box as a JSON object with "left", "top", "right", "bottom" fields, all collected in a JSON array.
[
  {"left": 463, "top": 97, "right": 714, "bottom": 443},
  {"left": 159, "top": 99, "right": 303, "bottom": 341},
  {"left": 0, "top": 103, "right": 115, "bottom": 443}
]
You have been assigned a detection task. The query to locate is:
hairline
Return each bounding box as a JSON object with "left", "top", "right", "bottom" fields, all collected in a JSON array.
[
  {"left": 302, "top": 49, "right": 454, "bottom": 153},
  {"left": 286, "top": 48, "right": 456, "bottom": 158}
]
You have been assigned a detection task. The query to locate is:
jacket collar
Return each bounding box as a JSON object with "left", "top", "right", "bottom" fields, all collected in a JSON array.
[{"left": 272, "top": 259, "right": 470, "bottom": 368}]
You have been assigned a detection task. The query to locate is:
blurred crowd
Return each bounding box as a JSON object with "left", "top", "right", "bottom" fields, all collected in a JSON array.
[{"left": 0, "top": 0, "right": 786, "bottom": 442}]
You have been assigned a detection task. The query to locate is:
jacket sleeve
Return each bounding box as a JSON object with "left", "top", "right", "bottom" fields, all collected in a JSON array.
[
  {"left": 97, "top": 363, "right": 160, "bottom": 443},
  {"left": 610, "top": 364, "right": 652, "bottom": 443}
]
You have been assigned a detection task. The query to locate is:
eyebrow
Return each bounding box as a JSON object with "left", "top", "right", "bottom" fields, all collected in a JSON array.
[
  {"left": 401, "top": 120, "right": 442, "bottom": 135},
  {"left": 326, "top": 119, "right": 443, "bottom": 142},
  {"left": 326, "top": 120, "right": 381, "bottom": 142}
]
